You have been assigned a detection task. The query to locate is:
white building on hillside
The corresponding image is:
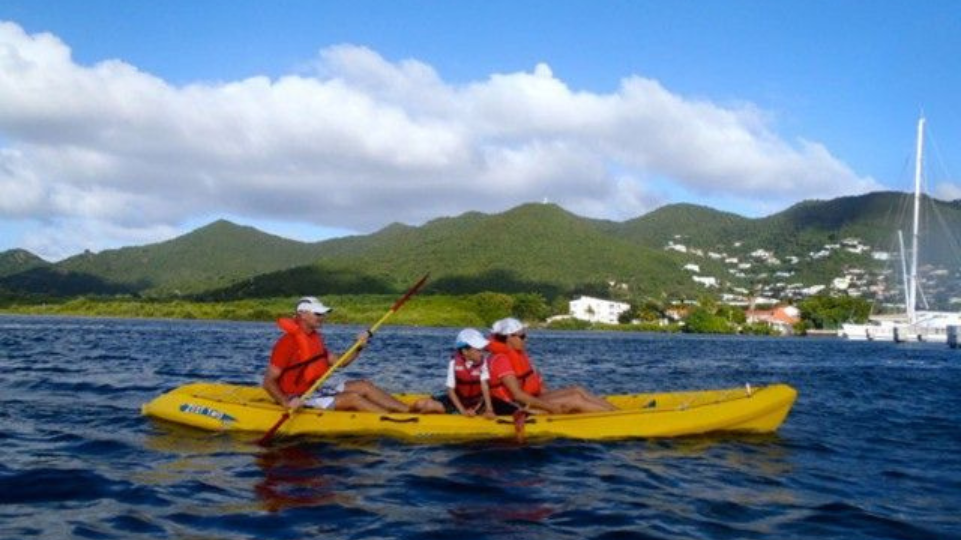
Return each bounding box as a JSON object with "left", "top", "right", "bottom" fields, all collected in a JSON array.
[
  {"left": 569, "top": 295, "right": 631, "bottom": 325},
  {"left": 692, "top": 276, "right": 718, "bottom": 288}
]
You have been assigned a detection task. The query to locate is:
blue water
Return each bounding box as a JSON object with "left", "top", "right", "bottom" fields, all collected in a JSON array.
[{"left": 1, "top": 315, "right": 959, "bottom": 540}]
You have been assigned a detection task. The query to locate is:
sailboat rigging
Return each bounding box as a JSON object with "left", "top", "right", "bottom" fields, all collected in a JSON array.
[{"left": 840, "top": 116, "right": 961, "bottom": 342}]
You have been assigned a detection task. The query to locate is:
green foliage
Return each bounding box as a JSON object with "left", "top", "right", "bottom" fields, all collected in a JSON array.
[
  {"left": 511, "top": 293, "right": 550, "bottom": 322},
  {"left": 740, "top": 323, "right": 778, "bottom": 336},
  {"left": 797, "top": 294, "right": 872, "bottom": 329},
  {"left": 467, "top": 292, "right": 515, "bottom": 326},
  {"left": 545, "top": 317, "right": 592, "bottom": 330},
  {"left": 0, "top": 292, "right": 559, "bottom": 329},
  {"left": 1, "top": 203, "right": 693, "bottom": 301},
  {"left": 637, "top": 300, "right": 666, "bottom": 322},
  {"left": 198, "top": 264, "right": 396, "bottom": 299},
  {"left": 792, "top": 320, "right": 811, "bottom": 336},
  {"left": 0, "top": 249, "right": 49, "bottom": 278},
  {"left": 53, "top": 220, "right": 324, "bottom": 295},
  {"left": 682, "top": 307, "right": 736, "bottom": 334},
  {"left": 715, "top": 304, "right": 747, "bottom": 324}
]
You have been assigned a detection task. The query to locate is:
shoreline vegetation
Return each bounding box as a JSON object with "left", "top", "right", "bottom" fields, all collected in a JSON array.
[{"left": 0, "top": 292, "right": 866, "bottom": 336}]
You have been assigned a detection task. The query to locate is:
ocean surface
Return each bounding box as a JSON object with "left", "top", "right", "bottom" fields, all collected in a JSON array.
[{"left": 1, "top": 315, "right": 959, "bottom": 540}]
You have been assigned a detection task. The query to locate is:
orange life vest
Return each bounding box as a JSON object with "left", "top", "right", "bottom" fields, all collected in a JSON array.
[
  {"left": 273, "top": 318, "right": 331, "bottom": 396},
  {"left": 486, "top": 341, "right": 544, "bottom": 397}
]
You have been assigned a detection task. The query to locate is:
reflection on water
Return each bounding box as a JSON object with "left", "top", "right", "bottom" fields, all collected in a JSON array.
[
  {"left": 143, "top": 423, "right": 361, "bottom": 513},
  {"left": 254, "top": 444, "right": 347, "bottom": 512}
]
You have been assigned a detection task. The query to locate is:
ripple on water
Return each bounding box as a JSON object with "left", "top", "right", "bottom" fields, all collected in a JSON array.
[
  {"left": 2, "top": 317, "right": 960, "bottom": 540},
  {"left": 0, "top": 467, "right": 167, "bottom": 507}
]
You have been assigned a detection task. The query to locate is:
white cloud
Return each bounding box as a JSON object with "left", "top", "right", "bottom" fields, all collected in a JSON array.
[
  {"left": 933, "top": 182, "right": 961, "bottom": 201},
  {"left": 0, "top": 21, "right": 881, "bottom": 260}
]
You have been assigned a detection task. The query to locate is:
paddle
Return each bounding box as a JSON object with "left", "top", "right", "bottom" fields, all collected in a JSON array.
[{"left": 258, "top": 273, "right": 430, "bottom": 445}]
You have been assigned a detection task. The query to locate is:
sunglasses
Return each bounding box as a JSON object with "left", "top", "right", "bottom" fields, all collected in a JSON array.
[{"left": 510, "top": 333, "right": 527, "bottom": 340}]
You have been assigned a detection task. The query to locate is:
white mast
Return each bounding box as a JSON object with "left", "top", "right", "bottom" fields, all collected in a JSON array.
[
  {"left": 908, "top": 116, "right": 924, "bottom": 324},
  {"left": 898, "top": 230, "right": 909, "bottom": 312}
]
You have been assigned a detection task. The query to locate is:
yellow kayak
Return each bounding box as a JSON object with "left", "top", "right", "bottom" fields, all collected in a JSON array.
[{"left": 141, "top": 382, "right": 797, "bottom": 442}]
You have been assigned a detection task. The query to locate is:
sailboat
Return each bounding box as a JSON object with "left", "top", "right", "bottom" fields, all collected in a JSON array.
[
  {"left": 893, "top": 118, "right": 961, "bottom": 342},
  {"left": 840, "top": 117, "right": 961, "bottom": 342}
]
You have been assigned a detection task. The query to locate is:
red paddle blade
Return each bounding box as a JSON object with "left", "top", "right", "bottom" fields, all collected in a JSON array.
[
  {"left": 257, "top": 411, "right": 290, "bottom": 446},
  {"left": 513, "top": 409, "right": 528, "bottom": 444}
]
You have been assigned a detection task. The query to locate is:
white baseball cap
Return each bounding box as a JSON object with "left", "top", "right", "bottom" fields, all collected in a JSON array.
[
  {"left": 296, "top": 296, "right": 333, "bottom": 315},
  {"left": 491, "top": 317, "right": 525, "bottom": 336},
  {"left": 455, "top": 328, "right": 489, "bottom": 350}
]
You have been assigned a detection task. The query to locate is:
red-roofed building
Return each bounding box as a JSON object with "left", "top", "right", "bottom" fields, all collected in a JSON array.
[{"left": 745, "top": 305, "right": 801, "bottom": 335}]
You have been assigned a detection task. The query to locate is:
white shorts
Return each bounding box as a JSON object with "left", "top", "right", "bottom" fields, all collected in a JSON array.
[{"left": 302, "top": 379, "right": 347, "bottom": 410}]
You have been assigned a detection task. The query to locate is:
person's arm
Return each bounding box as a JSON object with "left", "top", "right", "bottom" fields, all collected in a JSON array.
[
  {"left": 538, "top": 371, "right": 550, "bottom": 394},
  {"left": 331, "top": 330, "right": 370, "bottom": 369},
  {"left": 445, "top": 360, "right": 472, "bottom": 415},
  {"left": 480, "top": 381, "right": 495, "bottom": 419},
  {"left": 500, "top": 374, "right": 561, "bottom": 414},
  {"left": 447, "top": 388, "right": 471, "bottom": 416},
  {"left": 264, "top": 335, "right": 303, "bottom": 409},
  {"left": 479, "top": 361, "right": 495, "bottom": 418},
  {"left": 262, "top": 364, "right": 301, "bottom": 410}
]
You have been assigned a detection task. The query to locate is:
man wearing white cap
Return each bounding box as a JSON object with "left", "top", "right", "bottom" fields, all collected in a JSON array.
[{"left": 263, "top": 296, "right": 440, "bottom": 413}]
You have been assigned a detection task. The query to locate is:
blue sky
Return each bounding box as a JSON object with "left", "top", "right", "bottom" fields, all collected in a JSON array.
[{"left": 1, "top": 0, "right": 959, "bottom": 261}]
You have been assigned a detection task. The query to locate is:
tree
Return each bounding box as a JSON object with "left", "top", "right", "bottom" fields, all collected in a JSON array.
[
  {"left": 683, "top": 307, "right": 735, "bottom": 334},
  {"left": 715, "top": 304, "right": 746, "bottom": 324},
  {"left": 637, "top": 300, "right": 665, "bottom": 322},
  {"left": 512, "top": 293, "right": 550, "bottom": 321},
  {"left": 798, "top": 294, "right": 871, "bottom": 329},
  {"left": 470, "top": 292, "right": 515, "bottom": 326},
  {"left": 618, "top": 304, "right": 638, "bottom": 324}
]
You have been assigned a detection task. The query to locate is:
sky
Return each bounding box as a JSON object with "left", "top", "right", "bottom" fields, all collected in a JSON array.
[{"left": 0, "top": 0, "right": 959, "bottom": 262}]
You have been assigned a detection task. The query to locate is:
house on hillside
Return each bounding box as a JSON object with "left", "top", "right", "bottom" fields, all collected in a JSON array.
[
  {"left": 745, "top": 305, "right": 801, "bottom": 335},
  {"left": 569, "top": 295, "right": 631, "bottom": 325},
  {"left": 664, "top": 306, "right": 691, "bottom": 322},
  {"left": 692, "top": 276, "right": 718, "bottom": 287}
]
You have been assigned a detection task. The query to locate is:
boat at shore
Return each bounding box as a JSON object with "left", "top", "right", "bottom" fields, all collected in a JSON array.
[
  {"left": 840, "top": 117, "right": 960, "bottom": 343},
  {"left": 840, "top": 317, "right": 898, "bottom": 341},
  {"left": 142, "top": 382, "right": 798, "bottom": 442}
]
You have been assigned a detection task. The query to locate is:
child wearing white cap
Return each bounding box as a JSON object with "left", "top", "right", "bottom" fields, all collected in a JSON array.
[{"left": 435, "top": 328, "right": 496, "bottom": 417}]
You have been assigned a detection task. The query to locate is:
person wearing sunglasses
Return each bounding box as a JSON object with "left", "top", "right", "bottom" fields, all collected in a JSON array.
[{"left": 486, "top": 317, "right": 617, "bottom": 414}]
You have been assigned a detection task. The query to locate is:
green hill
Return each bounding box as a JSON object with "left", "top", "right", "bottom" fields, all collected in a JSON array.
[
  {"left": 0, "top": 249, "right": 49, "bottom": 277},
  {"left": 51, "top": 220, "right": 323, "bottom": 295},
  {"left": 1, "top": 192, "right": 958, "bottom": 306},
  {"left": 205, "top": 203, "right": 689, "bottom": 300},
  {"left": 612, "top": 203, "right": 750, "bottom": 249},
  {"left": 608, "top": 191, "right": 959, "bottom": 263}
]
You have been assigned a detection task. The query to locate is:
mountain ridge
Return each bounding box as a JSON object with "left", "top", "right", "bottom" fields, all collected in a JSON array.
[{"left": 2, "top": 191, "right": 958, "bottom": 306}]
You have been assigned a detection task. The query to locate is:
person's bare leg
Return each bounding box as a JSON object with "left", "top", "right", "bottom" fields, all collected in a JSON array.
[
  {"left": 542, "top": 386, "right": 616, "bottom": 411},
  {"left": 410, "top": 398, "right": 445, "bottom": 414},
  {"left": 541, "top": 392, "right": 611, "bottom": 413},
  {"left": 343, "top": 380, "right": 409, "bottom": 412},
  {"left": 333, "top": 392, "right": 388, "bottom": 412}
]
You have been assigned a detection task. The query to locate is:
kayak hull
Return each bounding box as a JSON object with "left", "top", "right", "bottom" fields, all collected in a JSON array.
[{"left": 142, "top": 382, "right": 797, "bottom": 442}]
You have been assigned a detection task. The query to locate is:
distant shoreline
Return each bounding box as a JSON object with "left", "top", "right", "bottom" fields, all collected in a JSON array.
[{"left": 0, "top": 304, "right": 828, "bottom": 338}]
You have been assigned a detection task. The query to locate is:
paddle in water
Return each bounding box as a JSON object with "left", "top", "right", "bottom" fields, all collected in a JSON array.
[{"left": 258, "top": 273, "right": 430, "bottom": 446}]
